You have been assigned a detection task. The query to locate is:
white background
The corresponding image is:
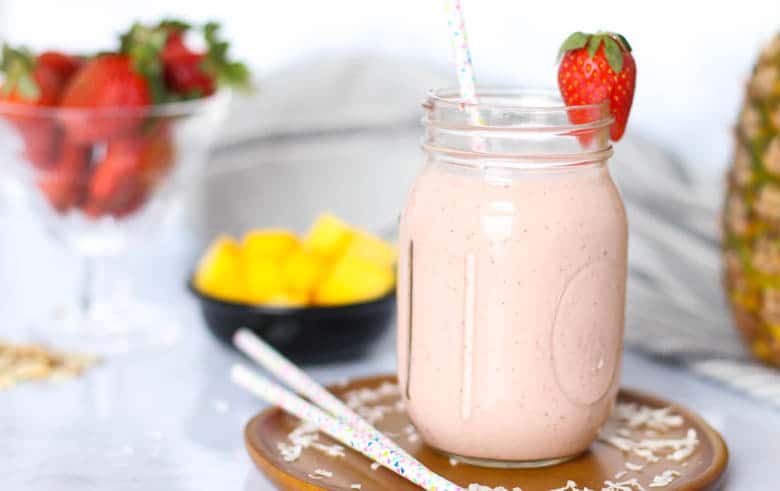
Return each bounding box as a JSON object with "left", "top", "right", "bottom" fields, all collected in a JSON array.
[{"left": 2, "top": 0, "right": 780, "bottom": 178}]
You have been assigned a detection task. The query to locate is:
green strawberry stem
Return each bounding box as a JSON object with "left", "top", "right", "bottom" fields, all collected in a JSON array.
[
  {"left": 0, "top": 44, "right": 40, "bottom": 101},
  {"left": 202, "top": 22, "right": 251, "bottom": 91},
  {"left": 557, "top": 31, "right": 631, "bottom": 73}
]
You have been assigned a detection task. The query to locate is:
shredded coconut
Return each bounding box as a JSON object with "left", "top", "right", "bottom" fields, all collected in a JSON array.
[
  {"left": 370, "top": 462, "right": 380, "bottom": 471},
  {"left": 613, "top": 470, "right": 628, "bottom": 480},
  {"left": 599, "top": 404, "right": 699, "bottom": 464},
  {"left": 312, "top": 468, "right": 332, "bottom": 478},
  {"left": 625, "top": 462, "right": 644, "bottom": 471},
  {"left": 350, "top": 484, "right": 362, "bottom": 490},
  {"left": 550, "top": 480, "right": 592, "bottom": 491},
  {"left": 276, "top": 421, "right": 345, "bottom": 462},
  {"left": 601, "top": 479, "right": 645, "bottom": 491},
  {"left": 467, "top": 485, "right": 522, "bottom": 491},
  {"left": 648, "top": 470, "right": 680, "bottom": 488},
  {"left": 449, "top": 457, "right": 459, "bottom": 466}
]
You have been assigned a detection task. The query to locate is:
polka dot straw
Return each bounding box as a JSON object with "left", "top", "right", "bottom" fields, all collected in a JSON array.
[{"left": 232, "top": 364, "right": 464, "bottom": 491}]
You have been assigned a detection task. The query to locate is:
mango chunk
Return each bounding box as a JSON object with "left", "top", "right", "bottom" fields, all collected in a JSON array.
[
  {"left": 283, "top": 248, "right": 325, "bottom": 297},
  {"left": 303, "top": 213, "right": 354, "bottom": 258},
  {"left": 242, "top": 229, "right": 299, "bottom": 260},
  {"left": 344, "top": 230, "right": 396, "bottom": 268},
  {"left": 245, "top": 258, "right": 286, "bottom": 304},
  {"left": 262, "top": 291, "right": 308, "bottom": 308},
  {"left": 314, "top": 255, "right": 395, "bottom": 306},
  {"left": 194, "top": 236, "right": 245, "bottom": 302}
]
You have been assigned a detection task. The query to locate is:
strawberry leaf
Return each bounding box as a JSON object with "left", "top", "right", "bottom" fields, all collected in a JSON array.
[
  {"left": 202, "top": 22, "right": 252, "bottom": 91},
  {"left": 587, "top": 35, "right": 603, "bottom": 58},
  {"left": 614, "top": 33, "right": 632, "bottom": 52},
  {"left": 556, "top": 31, "right": 589, "bottom": 62},
  {"left": 120, "top": 22, "right": 168, "bottom": 103},
  {"left": 0, "top": 44, "right": 40, "bottom": 101},
  {"left": 602, "top": 36, "right": 624, "bottom": 73}
]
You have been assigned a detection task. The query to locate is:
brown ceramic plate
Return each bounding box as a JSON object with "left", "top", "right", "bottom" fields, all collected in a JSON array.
[{"left": 245, "top": 375, "right": 728, "bottom": 490}]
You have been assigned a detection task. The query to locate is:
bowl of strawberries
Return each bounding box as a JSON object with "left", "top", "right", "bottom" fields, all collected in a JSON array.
[{"left": 0, "top": 19, "right": 249, "bottom": 354}]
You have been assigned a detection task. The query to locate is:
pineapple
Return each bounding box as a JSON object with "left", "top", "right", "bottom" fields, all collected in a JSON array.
[{"left": 723, "top": 33, "right": 780, "bottom": 366}]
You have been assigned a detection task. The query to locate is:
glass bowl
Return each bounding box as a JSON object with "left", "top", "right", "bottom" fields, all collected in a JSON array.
[{"left": 0, "top": 93, "right": 231, "bottom": 354}]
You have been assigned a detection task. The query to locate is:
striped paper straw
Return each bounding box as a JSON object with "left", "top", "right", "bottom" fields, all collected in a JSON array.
[
  {"left": 234, "top": 328, "right": 411, "bottom": 455},
  {"left": 232, "top": 364, "right": 464, "bottom": 491}
]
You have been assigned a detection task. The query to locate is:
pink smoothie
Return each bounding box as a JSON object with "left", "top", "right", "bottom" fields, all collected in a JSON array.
[{"left": 397, "top": 159, "right": 628, "bottom": 463}]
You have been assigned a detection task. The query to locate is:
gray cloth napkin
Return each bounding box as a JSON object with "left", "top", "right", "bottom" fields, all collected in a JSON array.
[{"left": 612, "top": 137, "right": 780, "bottom": 409}]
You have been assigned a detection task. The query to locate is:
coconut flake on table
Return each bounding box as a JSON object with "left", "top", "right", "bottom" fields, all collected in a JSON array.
[
  {"left": 624, "top": 462, "right": 644, "bottom": 471},
  {"left": 350, "top": 484, "right": 362, "bottom": 489},
  {"left": 648, "top": 470, "right": 681, "bottom": 488},
  {"left": 312, "top": 468, "right": 333, "bottom": 478},
  {"left": 548, "top": 480, "right": 591, "bottom": 491},
  {"left": 370, "top": 462, "right": 380, "bottom": 471}
]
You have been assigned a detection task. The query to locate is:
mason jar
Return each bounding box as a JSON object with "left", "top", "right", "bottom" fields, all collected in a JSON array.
[{"left": 396, "top": 88, "right": 628, "bottom": 467}]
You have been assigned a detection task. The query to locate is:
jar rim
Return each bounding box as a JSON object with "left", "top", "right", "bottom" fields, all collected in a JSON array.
[{"left": 425, "top": 87, "right": 609, "bottom": 114}]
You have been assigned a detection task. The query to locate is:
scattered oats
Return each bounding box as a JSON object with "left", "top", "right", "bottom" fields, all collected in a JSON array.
[
  {"left": 313, "top": 468, "right": 333, "bottom": 478},
  {"left": 449, "top": 457, "right": 459, "bottom": 466},
  {"left": 614, "top": 470, "right": 628, "bottom": 480},
  {"left": 214, "top": 400, "right": 230, "bottom": 414},
  {"left": 350, "top": 484, "right": 362, "bottom": 489},
  {"left": 0, "top": 340, "right": 98, "bottom": 389},
  {"left": 648, "top": 470, "right": 680, "bottom": 488},
  {"left": 625, "top": 462, "right": 644, "bottom": 471},
  {"left": 370, "top": 462, "right": 380, "bottom": 471}
]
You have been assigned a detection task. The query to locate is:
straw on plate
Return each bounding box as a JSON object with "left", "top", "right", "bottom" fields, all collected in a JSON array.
[
  {"left": 234, "top": 328, "right": 409, "bottom": 456},
  {"left": 231, "top": 364, "right": 464, "bottom": 491}
]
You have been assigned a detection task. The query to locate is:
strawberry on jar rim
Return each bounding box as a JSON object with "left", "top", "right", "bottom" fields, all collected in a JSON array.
[{"left": 557, "top": 31, "right": 636, "bottom": 142}]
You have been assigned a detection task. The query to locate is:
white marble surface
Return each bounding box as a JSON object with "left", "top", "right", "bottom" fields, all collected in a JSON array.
[{"left": 0, "top": 209, "right": 778, "bottom": 491}]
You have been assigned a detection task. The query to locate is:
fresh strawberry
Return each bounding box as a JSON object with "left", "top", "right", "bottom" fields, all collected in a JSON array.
[
  {"left": 59, "top": 54, "right": 152, "bottom": 142},
  {"left": 36, "top": 139, "right": 91, "bottom": 213},
  {"left": 0, "top": 45, "right": 68, "bottom": 169},
  {"left": 557, "top": 32, "right": 636, "bottom": 142},
  {"left": 37, "top": 51, "right": 83, "bottom": 83},
  {"left": 83, "top": 122, "right": 173, "bottom": 219},
  {"left": 121, "top": 20, "right": 249, "bottom": 100},
  {"left": 161, "top": 32, "right": 215, "bottom": 96}
]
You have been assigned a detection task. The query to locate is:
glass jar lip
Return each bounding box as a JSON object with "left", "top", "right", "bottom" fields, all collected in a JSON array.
[{"left": 426, "top": 86, "right": 608, "bottom": 113}]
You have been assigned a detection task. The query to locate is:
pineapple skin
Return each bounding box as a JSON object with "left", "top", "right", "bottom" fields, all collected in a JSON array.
[{"left": 723, "top": 34, "right": 780, "bottom": 367}]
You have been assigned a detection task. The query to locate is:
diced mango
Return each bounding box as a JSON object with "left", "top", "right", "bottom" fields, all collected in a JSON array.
[
  {"left": 262, "top": 291, "right": 308, "bottom": 308},
  {"left": 303, "top": 213, "right": 354, "bottom": 258},
  {"left": 344, "top": 230, "right": 397, "bottom": 268},
  {"left": 194, "top": 236, "right": 245, "bottom": 302},
  {"left": 314, "top": 255, "right": 395, "bottom": 306},
  {"left": 245, "top": 258, "right": 286, "bottom": 304},
  {"left": 283, "top": 248, "right": 325, "bottom": 296},
  {"left": 242, "top": 229, "right": 299, "bottom": 260}
]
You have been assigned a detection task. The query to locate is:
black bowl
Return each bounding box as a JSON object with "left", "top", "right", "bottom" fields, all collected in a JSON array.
[{"left": 188, "top": 280, "right": 395, "bottom": 364}]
